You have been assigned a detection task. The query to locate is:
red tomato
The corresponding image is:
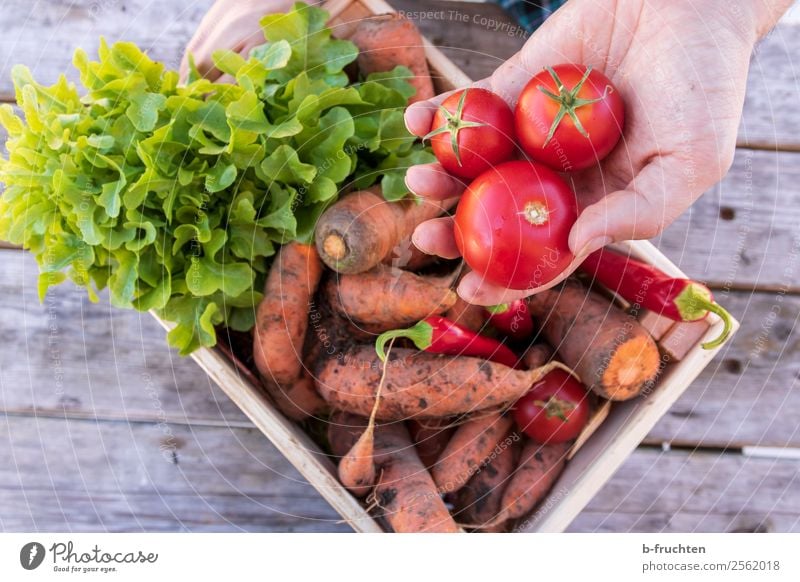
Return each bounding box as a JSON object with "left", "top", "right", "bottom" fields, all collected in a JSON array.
[
  {"left": 513, "top": 369, "right": 590, "bottom": 443},
  {"left": 515, "top": 64, "right": 624, "bottom": 171},
  {"left": 426, "top": 88, "right": 516, "bottom": 180},
  {"left": 453, "top": 160, "right": 578, "bottom": 290}
]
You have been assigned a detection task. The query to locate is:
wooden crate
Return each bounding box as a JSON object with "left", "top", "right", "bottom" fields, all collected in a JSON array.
[{"left": 155, "top": 0, "right": 739, "bottom": 533}]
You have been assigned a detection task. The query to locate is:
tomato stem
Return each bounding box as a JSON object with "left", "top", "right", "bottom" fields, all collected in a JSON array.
[
  {"left": 537, "top": 65, "right": 613, "bottom": 147},
  {"left": 532, "top": 396, "right": 575, "bottom": 422},
  {"left": 423, "top": 89, "right": 487, "bottom": 166},
  {"left": 522, "top": 201, "right": 550, "bottom": 226}
]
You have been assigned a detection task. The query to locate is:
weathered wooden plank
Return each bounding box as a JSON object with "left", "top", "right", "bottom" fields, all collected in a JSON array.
[
  {"left": 4, "top": 412, "right": 797, "bottom": 532},
  {"left": 0, "top": 489, "right": 344, "bottom": 532},
  {"left": 2, "top": 244, "right": 798, "bottom": 447},
  {"left": 0, "top": 0, "right": 215, "bottom": 98},
  {"left": 739, "top": 23, "right": 800, "bottom": 150},
  {"left": 656, "top": 148, "right": 800, "bottom": 290},
  {"left": 570, "top": 511, "right": 800, "bottom": 533},
  {"left": 569, "top": 448, "right": 800, "bottom": 532},
  {"left": 0, "top": 249, "right": 250, "bottom": 425},
  {"left": 0, "top": 413, "right": 348, "bottom": 532},
  {"left": 1, "top": 0, "right": 797, "bottom": 151},
  {"left": 647, "top": 291, "right": 800, "bottom": 448}
]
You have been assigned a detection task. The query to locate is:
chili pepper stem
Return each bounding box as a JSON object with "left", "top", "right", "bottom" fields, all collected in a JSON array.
[
  {"left": 375, "top": 321, "right": 433, "bottom": 362},
  {"left": 486, "top": 303, "right": 510, "bottom": 315},
  {"left": 699, "top": 300, "right": 734, "bottom": 350},
  {"left": 674, "top": 283, "right": 734, "bottom": 349}
]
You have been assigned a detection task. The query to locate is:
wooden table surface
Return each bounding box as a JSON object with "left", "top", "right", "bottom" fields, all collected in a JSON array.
[{"left": 1, "top": 0, "right": 799, "bottom": 533}]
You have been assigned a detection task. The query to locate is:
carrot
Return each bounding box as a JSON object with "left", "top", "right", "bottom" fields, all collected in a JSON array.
[
  {"left": 349, "top": 14, "right": 435, "bottom": 104},
  {"left": 522, "top": 343, "right": 553, "bottom": 371},
  {"left": 337, "top": 342, "right": 393, "bottom": 498},
  {"left": 383, "top": 236, "right": 437, "bottom": 271},
  {"left": 527, "top": 280, "right": 661, "bottom": 401},
  {"left": 315, "top": 188, "right": 453, "bottom": 274},
  {"left": 338, "top": 428, "right": 376, "bottom": 497},
  {"left": 327, "top": 411, "right": 369, "bottom": 458},
  {"left": 253, "top": 242, "right": 323, "bottom": 385},
  {"left": 431, "top": 411, "right": 513, "bottom": 493},
  {"left": 499, "top": 440, "right": 569, "bottom": 523},
  {"left": 308, "top": 293, "right": 376, "bottom": 352},
  {"left": 324, "top": 265, "right": 456, "bottom": 330},
  {"left": 408, "top": 418, "right": 454, "bottom": 469},
  {"left": 262, "top": 372, "right": 327, "bottom": 421},
  {"left": 455, "top": 433, "right": 520, "bottom": 531},
  {"left": 314, "top": 345, "right": 568, "bottom": 420},
  {"left": 371, "top": 422, "right": 460, "bottom": 532}
]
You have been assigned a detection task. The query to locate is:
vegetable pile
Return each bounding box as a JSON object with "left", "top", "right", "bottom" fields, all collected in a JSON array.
[
  {"left": 0, "top": 2, "right": 735, "bottom": 534},
  {"left": 0, "top": 3, "right": 432, "bottom": 354}
]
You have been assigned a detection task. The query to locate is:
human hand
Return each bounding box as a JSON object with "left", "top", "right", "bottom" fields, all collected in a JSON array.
[
  {"left": 180, "top": 0, "right": 297, "bottom": 82},
  {"left": 406, "top": 0, "right": 789, "bottom": 305}
]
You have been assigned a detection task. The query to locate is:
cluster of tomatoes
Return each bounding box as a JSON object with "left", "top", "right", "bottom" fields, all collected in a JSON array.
[{"left": 427, "top": 64, "right": 625, "bottom": 290}]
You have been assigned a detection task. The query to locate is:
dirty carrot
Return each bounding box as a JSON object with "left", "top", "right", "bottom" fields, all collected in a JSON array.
[
  {"left": 337, "top": 339, "right": 393, "bottom": 497},
  {"left": 315, "top": 345, "right": 569, "bottom": 420},
  {"left": 371, "top": 422, "right": 460, "bottom": 532},
  {"left": 375, "top": 315, "right": 519, "bottom": 368},
  {"left": 408, "top": 418, "right": 454, "bottom": 469},
  {"left": 324, "top": 266, "right": 457, "bottom": 330},
  {"left": 253, "top": 242, "right": 323, "bottom": 386},
  {"left": 261, "top": 372, "right": 327, "bottom": 421},
  {"left": 579, "top": 247, "right": 733, "bottom": 349},
  {"left": 432, "top": 411, "right": 514, "bottom": 493},
  {"left": 337, "top": 418, "right": 378, "bottom": 497},
  {"left": 383, "top": 236, "right": 437, "bottom": 271},
  {"left": 455, "top": 434, "right": 519, "bottom": 531},
  {"left": 485, "top": 299, "right": 535, "bottom": 341},
  {"left": 527, "top": 280, "right": 661, "bottom": 401},
  {"left": 349, "top": 14, "right": 435, "bottom": 104},
  {"left": 498, "top": 440, "right": 569, "bottom": 523},
  {"left": 328, "top": 411, "right": 369, "bottom": 459},
  {"left": 314, "top": 188, "right": 453, "bottom": 274}
]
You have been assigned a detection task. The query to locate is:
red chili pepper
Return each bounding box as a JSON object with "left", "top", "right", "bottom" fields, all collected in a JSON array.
[
  {"left": 375, "top": 315, "right": 519, "bottom": 368},
  {"left": 484, "top": 299, "right": 534, "bottom": 341},
  {"left": 579, "top": 247, "right": 734, "bottom": 349}
]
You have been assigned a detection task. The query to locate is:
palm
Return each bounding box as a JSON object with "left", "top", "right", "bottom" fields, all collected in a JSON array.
[
  {"left": 554, "top": 0, "right": 747, "bottom": 226},
  {"left": 406, "top": 0, "right": 754, "bottom": 304}
]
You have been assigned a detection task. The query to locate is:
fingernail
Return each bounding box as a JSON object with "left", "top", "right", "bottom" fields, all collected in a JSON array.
[
  {"left": 404, "top": 103, "right": 423, "bottom": 135},
  {"left": 576, "top": 236, "right": 612, "bottom": 259},
  {"left": 410, "top": 226, "right": 433, "bottom": 255},
  {"left": 404, "top": 167, "right": 420, "bottom": 197},
  {"left": 403, "top": 109, "right": 415, "bottom": 134}
]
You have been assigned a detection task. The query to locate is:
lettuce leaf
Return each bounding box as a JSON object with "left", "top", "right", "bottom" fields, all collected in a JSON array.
[{"left": 0, "top": 3, "right": 432, "bottom": 355}]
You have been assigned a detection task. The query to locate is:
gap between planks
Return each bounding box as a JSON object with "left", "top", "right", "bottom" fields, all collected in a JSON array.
[{"left": 1, "top": 408, "right": 254, "bottom": 429}]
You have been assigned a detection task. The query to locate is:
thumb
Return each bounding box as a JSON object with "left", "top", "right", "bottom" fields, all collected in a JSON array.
[{"left": 568, "top": 155, "right": 696, "bottom": 256}]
